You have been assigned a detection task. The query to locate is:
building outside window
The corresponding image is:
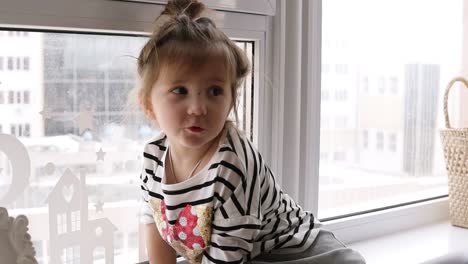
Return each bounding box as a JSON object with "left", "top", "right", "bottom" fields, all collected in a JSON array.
[{"left": 8, "top": 57, "right": 13, "bottom": 70}]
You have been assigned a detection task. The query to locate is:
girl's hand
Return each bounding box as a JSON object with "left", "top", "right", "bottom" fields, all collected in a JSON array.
[{"left": 145, "top": 223, "right": 177, "bottom": 264}]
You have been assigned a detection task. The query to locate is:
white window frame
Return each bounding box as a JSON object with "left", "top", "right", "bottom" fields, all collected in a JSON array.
[{"left": 0, "top": 0, "right": 458, "bottom": 259}]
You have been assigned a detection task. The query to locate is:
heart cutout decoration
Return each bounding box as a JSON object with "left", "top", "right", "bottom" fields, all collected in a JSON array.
[{"left": 62, "top": 184, "right": 74, "bottom": 203}]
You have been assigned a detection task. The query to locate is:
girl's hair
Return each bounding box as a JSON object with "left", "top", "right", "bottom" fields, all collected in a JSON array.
[{"left": 137, "top": 0, "right": 250, "bottom": 126}]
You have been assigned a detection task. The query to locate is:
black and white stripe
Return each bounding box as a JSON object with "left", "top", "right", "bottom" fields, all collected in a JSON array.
[{"left": 139, "top": 126, "right": 319, "bottom": 263}]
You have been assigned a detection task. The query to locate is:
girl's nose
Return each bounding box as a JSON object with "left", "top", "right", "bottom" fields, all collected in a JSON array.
[{"left": 187, "top": 94, "right": 207, "bottom": 116}]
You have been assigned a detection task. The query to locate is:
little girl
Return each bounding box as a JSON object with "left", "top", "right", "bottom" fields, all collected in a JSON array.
[{"left": 137, "top": 0, "right": 366, "bottom": 263}]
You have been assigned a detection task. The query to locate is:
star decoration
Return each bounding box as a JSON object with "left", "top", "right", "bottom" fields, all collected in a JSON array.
[
  {"left": 95, "top": 200, "right": 104, "bottom": 213},
  {"left": 96, "top": 148, "right": 106, "bottom": 161},
  {"left": 40, "top": 108, "right": 52, "bottom": 120},
  {"left": 74, "top": 109, "right": 95, "bottom": 134}
]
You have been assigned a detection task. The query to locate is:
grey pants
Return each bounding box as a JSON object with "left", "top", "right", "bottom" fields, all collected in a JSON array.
[{"left": 248, "top": 230, "right": 366, "bottom": 264}]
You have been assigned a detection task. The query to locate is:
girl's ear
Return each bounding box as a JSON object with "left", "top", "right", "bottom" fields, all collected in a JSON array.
[{"left": 139, "top": 94, "right": 157, "bottom": 121}]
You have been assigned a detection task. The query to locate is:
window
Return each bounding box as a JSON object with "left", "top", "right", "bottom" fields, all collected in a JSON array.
[
  {"left": 24, "top": 57, "right": 30, "bottom": 70},
  {"left": 8, "top": 57, "right": 13, "bottom": 70},
  {"left": 320, "top": 152, "right": 329, "bottom": 160},
  {"left": 57, "top": 213, "right": 67, "bottom": 234},
  {"left": 8, "top": 124, "right": 30, "bottom": 137},
  {"left": 0, "top": 23, "right": 257, "bottom": 262},
  {"left": 321, "top": 116, "right": 329, "bottom": 128},
  {"left": 363, "top": 130, "right": 368, "bottom": 149},
  {"left": 336, "top": 64, "right": 348, "bottom": 74},
  {"left": 321, "top": 89, "right": 329, "bottom": 101},
  {"left": 320, "top": 0, "right": 459, "bottom": 220},
  {"left": 62, "top": 246, "right": 80, "bottom": 264},
  {"left": 390, "top": 76, "right": 398, "bottom": 95},
  {"left": 93, "top": 247, "right": 106, "bottom": 263},
  {"left": 333, "top": 151, "right": 346, "bottom": 161},
  {"left": 389, "top": 133, "right": 397, "bottom": 152},
  {"left": 0, "top": 91, "right": 4, "bottom": 104},
  {"left": 334, "top": 89, "right": 348, "bottom": 101},
  {"left": 0, "top": 57, "right": 3, "bottom": 70},
  {"left": 33, "top": 240, "right": 45, "bottom": 262},
  {"left": 361, "top": 76, "right": 369, "bottom": 93},
  {"left": 322, "top": 63, "right": 330, "bottom": 74},
  {"left": 24, "top": 123, "right": 30, "bottom": 137},
  {"left": 378, "top": 77, "right": 386, "bottom": 94},
  {"left": 16, "top": 57, "right": 21, "bottom": 70},
  {"left": 0, "top": 124, "right": 2, "bottom": 133},
  {"left": 24, "top": 91, "right": 30, "bottom": 104},
  {"left": 235, "top": 41, "right": 255, "bottom": 139},
  {"left": 71, "top": 211, "right": 80, "bottom": 231},
  {"left": 335, "top": 116, "right": 348, "bottom": 128},
  {"left": 8, "top": 91, "right": 13, "bottom": 104},
  {"left": 376, "top": 132, "right": 384, "bottom": 150}
]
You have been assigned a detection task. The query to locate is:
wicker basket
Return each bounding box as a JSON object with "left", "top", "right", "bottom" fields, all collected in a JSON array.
[{"left": 440, "top": 77, "right": 468, "bottom": 229}]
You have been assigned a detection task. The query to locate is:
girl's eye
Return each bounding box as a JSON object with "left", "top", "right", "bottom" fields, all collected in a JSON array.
[
  {"left": 172, "top": 86, "right": 187, "bottom": 95},
  {"left": 209, "top": 86, "right": 224, "bottom": 96}
]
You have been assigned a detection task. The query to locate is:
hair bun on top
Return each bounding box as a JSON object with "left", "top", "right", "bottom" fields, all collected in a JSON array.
[{"left": 161, "top": 0, "right": 205, "bottom": 20}]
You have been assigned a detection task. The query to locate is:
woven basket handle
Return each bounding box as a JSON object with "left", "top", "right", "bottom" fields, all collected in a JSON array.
[{"left": 444, "top": 77, "right": 468, "bottom": 128}]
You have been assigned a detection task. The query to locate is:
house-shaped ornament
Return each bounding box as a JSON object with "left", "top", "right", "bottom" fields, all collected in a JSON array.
[{"left": 46, "top": 168, "right": 117, "bottom": 263}]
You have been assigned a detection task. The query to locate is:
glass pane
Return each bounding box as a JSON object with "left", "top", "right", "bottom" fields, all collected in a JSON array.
[
  {"left": 0, "top": 30, "right": 254, "bottom": 262},
  {"left": 319, "top": 0, "right": 462, "bottom": 219},
  {"left": 236, "top": 41, "right": 255, "bottom": 140}
]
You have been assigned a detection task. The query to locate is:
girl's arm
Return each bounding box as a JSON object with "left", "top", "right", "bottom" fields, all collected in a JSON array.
[{"left": 145, "top": 223, "right": 177, "bottom": 264}]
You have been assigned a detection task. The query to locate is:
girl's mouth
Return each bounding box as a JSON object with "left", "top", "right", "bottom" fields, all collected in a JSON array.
[{"left": 187, "top": 126, "right": 205, "bottom": 133}]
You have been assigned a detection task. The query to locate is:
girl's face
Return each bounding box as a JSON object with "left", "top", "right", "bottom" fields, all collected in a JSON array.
[{"left": 149, "top": 56, "right": 232, "bottom": 151}]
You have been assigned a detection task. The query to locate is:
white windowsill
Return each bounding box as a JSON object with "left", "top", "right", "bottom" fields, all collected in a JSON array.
[{"left": 349, "top": 220, "right": 468, "bottom": 264}]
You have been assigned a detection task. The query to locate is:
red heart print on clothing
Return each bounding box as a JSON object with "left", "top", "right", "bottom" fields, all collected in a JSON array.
[{"left": 160, "top": 200, "right": 206, "bottom": 250}]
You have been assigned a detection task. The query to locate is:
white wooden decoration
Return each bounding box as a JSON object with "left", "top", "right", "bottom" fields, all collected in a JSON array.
[
  {"left": 0, "top": 134, "right": 32, "bottom": 207},
  {"left": 0, "top": 207, "right": 38, "bottom": 264},
  {"left": 46, "top": 168, "right": 117, "bottom": 264}
]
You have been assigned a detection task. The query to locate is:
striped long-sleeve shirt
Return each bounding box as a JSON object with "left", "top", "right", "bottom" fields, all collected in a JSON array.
[{"left": 139, "top": 125, "right": 321, "bottom": 264}]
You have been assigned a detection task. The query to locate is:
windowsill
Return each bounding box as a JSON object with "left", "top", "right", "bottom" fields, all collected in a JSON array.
[{"left": 349, "top": 220, "right": 468, "bottom": 264}]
